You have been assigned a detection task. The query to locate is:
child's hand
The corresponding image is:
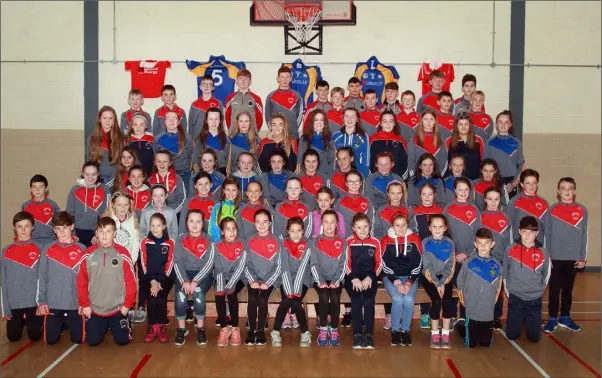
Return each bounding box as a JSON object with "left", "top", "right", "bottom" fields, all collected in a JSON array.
[
  {"left": 576, "top": 261, "right": 586, "bottom": 269},
  {"left": 455, "top": 253, "right": 468, "bottom": 263},
  {"left": 82, "top": 307, "right": 92, "bottom": 319},
  {"left": 362, "top": 276, "right": 373, "bottom": 290},
  {"left": 259, "top": 283, "right": 269, "bottom": 290},
  {"left": 329, "top": 282, "right": 339, "bottom": 289},
  {"left": 250, "top": 282, "right": 260, "bottom": 289},
  {"left": 120, "top": 306, "right": 129, "bottom": 317},
  {"left": 189, "top": 281, "right": 199, "bottom": 294},
  {"left": 90, "top": 236, "right": 98, "bottom": 245},
  {"left": 505, "top": 183, "right": 515, "bottom": 193},
  {"left": 36, "top": 304, "right": 50, "bottom": 316},
  {"left": 351, "top": 278, "right": 363, "bottom": 292},
  {"left": 318, "top": 283, "right": 328, "bottom": 289},
  {"left": 78, "top": 306, "right": 84, "bottom": 315},
  {"left": 181, "top": 281, "right": 192, "bottom": 295},
  {"left": 192, "top": 164, "right": 199, "bottom": 174},
  {"left": 437, "top": 285, "right": 445, "bottom": 298}
]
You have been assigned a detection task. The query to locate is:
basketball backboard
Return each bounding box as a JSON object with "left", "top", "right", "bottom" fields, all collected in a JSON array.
[{"left": 250, "top": 0, "right": 356, "bottom": 26}]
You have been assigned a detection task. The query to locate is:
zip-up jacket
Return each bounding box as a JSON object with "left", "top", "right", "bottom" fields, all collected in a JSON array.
[
  {"left": 273, "top": 199, "right": 312, "bottom": 240},
  {"left": 139, "top": 202, "right": 178, "bottom": 240},
  {"left": 484, "top": 135, "right": 525, "bottom": 186},
  {"left": 457, "top": 254, "right": 502, "bottom": 322},
  {"left": 299, "top": 172, "right": 328, "bottom": 211},
  {"left": 335, "top": 194, "right": 375, "bottom": 238},
  {"left": 243, "top": 234, "right": 282, "bottom": 287},
  {"left": 311, "top": 210, "right": 346, "bottom": 239},
  {"left": 231, "top": 171, "right": 260, "bottom": 202},
  {"left": 225, "top": 90, "right": 264, "bottom": 131},
  {"left": 344, "top": 96, "right": 364, "bottom": 112},
  {"left": 76, "top": 244, "right": 136, "bottom": 316},
  {"left": 1, "top": 240, "right": 43, "bottom": 316},
  {"left": 139, "top": 233, "right": 174, "bottom": 281},
  {"left": 281, "top": 238, "right": 312, "bottom": 297},
  {"left": 503, "top": 243, "right": 551, "bottom": 301},
  {"left": 188, "top": 96, "right": 224, "bottom": 139},
  {"left": 413, "top": 204, "right": 444, "bottom": 240},
  {"left": 422, "top": 236, "right": 455, "bottom": 287},
  {"left": 416, "top": 91, "right": 440, "bottom": 114},
  {"left": 364, "top": 171, "right": 404, "bottom": 209},
  {"left": 209, "top": 200, "right": 238, "bottom": 242},
  {"left": 443, "top": 201, "right": 481, "bottom": 255},
  {"left": 85, "top": 135, "right": 117, "bottom": 186},
  {"left": 257, "top": 138, "right": 298, "bottom": 174},
  {"left": 22, "top": 197, "right": 60, "bottom": 245},
  {"left": 381, "top": 229, "right": 423, "bottom": 284},
  {"left": 330, "top": 170, "right": 358, "bottom": 200},
  {"left": 148, "top": 169, "right": 187, "bottom": 214},
  {"left": 152, "top": 104, "right": 187, "bottom": 136},
  {"left": 110, "top": 213, "right": 140, "bottom": 263},
  {"left": 192, "top": 136, "right": 231, "bottom": 172},
  {"left": 66, "top": 179, "right": 108, "bottom": 231},
  {"left": 214, "top": 240, "right": 247, "bottom": 294},
  {"left": 120, "top": 109, "right": 151, "bottom": 134},
  {"left": 265, "top": 89, "right": 304, "bottom": 139},
  {"left": 396, "top": 111, "right": 420, "bottom": 143},
  {"left": 37, "top": 241, "right": 87, "bottom": 310},
  {"left": 369, "top": 131, "right": 409, "bottom": 180},
  {"left": 408, "top": 135, "right": 448, "bottom": 177},
  {"left": 179, "top": 194, "right": 215, "bottom": 235},
  {"left": 125, "top": 185, "right": 152, "bottom": 216},
  {"left": 153, "top": 132, "right": 194, "bottom": 173},
  {"left": 332, "top": 130, "right": 370, "bottom": 178},
  {"left": 437, "top": 112, "right": 456, "bottom": 142},
  {"left": 327, "top": 108, "right": 344, "bottom": 135},
  {"left": 507, "top": 193, "right": 548, "bottom": 247},
  {"left": 480, "top": 210, "right": 512, "bottom": 262},
  {"left": 127, "top": 133, "right": 155, "bottom": 175},
  {"left": 445, "top": 136, "right": 485, "bottom": 180},
  {"left": 443, "top": 176, "right": 475, "bottom": 205},
  {"left": 545, "top": 201, "right": 588, "bottom": 262},
  {"left": 407, "top": 176, "right": 446, "bottom": 208},
  {"left": 189, "top": 170, "right": 226, "bottom": 203},
  {"left": 345, "top": 235, "right": 382, "bottom": 280},
  {"left": 467, "top": 111, "right": 494, "bottom": 143},
  {"left": 309, "top": 235, "right": 347, "bottom": 286},
  {"left": 173, "top": 233, "right": 215, "bottom": 284},
  {"left": 298, "top": 134, "right": 336, "bottom": 178},
  {"left": 260, "top": 169, "right": 296, "bottom": 208},
  {"left": 228, "top": 134, "right": 261, "bottom": 174},
  {"left": 472, "top": 179, "right": 509, "bottom": 211},
  {"left": 236, "top": 202, "right": 273, "bottom": 241},
  {"left": 374, "top": 204, "right": 418, "bottom": 240},
  {"left": 360, "top": 109, "right": 381, "bottom": 138}
]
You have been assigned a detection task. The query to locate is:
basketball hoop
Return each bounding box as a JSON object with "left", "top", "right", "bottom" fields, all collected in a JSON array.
[{"left": 284, "top": 2, "right": 322, "bottom": 46}]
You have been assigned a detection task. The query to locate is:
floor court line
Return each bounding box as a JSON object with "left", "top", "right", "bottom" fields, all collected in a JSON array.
[
  {"left": 1, "top": 341, "right": 34, "bottom": 367},
  {"left": 130, "top": 354, "right": 152, "bottom": 378},
  {"left": 499, "top": 330, "right": 551, "bottom": 378},
  {"left": 445, "top": 358, "right": 462, "bottom": 378},
  {"left": 547, "top": 334, "right": 601, "bottom": 378},
  {"left": 36, "top": 343, "right": 79, "bottom": 378}
]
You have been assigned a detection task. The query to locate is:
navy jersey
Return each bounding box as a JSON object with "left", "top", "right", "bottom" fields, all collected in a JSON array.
[
  {"left": 354, "top": 56, "right": 400, "bottom": 106},
  {"left": 186, "top": 55, "right": 246, "bottom": 104},
  {"left": 282, "top": 59, "right": 323, "bottom": 107}
]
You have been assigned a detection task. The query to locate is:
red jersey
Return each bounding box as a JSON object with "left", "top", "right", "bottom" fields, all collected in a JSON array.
[
  {"left": 124, "top": 60, "right": 171, "bottom": 98},
  {"left": 417, "top": 63, "right": 455, "bottom": 95}
]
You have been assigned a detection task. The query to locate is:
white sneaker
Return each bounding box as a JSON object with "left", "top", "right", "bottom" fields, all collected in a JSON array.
[
  {"left": 290, "top": 314, "right": 300, "bottom": 329},
  {"left": 282, "top": 314, "right": 292, "bottom": 329},
  {"left": 300, "top": 331, "right": 311, "bottom": 347},
  {"left": 270, "top": 330, "right": 282, "bottom": 347}
]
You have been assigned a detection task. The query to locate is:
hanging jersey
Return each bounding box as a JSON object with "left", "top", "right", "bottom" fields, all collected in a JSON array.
[
  {"left": 354, "top": 56, "right": 400, "bottom": 106},
  {"left": 124, "top": 60, "right": 171, "bottom": 98},
  {"left": 186, "top": 55, "right": 246, "bottom": 104},
  {"left": 417, "top": 63, "right": 455, "bottom": 95},
  {"left": 282, "top": 59, "right": 323, "bottom": 107}
]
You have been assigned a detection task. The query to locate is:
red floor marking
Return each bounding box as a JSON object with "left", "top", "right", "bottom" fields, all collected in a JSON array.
[
  {"left": 547, "top": 335, "right": 601, "bottom": 378},
  {"left": 1, "top": 341, "right": 34, "bottom": 367},
  {"left": 130, "top": 354, "right": 152, "bottom": 378},
  {"left": 446, "top": 358, "right": 462, "bottom": 378}
]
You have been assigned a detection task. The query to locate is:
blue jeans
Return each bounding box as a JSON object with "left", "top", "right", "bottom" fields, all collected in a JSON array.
[
  {"left": 174, "top": 272, "right": 213, "bottom": 321},
  {"left": 383, "top": 276, "right": 419, "bottom": 332}
]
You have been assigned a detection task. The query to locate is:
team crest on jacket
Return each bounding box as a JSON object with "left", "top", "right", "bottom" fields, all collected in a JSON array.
[
  {"left": 368, "top": 248, "right": 375, "bottom": 257},
  {"left": 111, "top": 258, "right": 119, "bottom": 266},
  {"left": 334, "top": 240, "right": 342, "bottom": 249},
  {"left": 298, "top": 243, "right": 306, "bottom": 252},
  {"left": 498, "top": 220, "right": 506, "bottom": 228},
  {"left": 161, "top": 245, "right": 169, "bottom": 254},
  {"left": 267, "top": 243, "right": 276, "bottom": 252},
  {"left": 115, "top": 229, "right": 131, "bottom": 246},
  {"left": 508, "top": 245, "right": 545, "bottom": 272},
  {"left": 197, "top": 243, "right": 206, "bottom": 252},
  {"left": 297, "top": 208, "right": 306, "bottom": 217},
  {"left": 29, "top": 251, "right": 37, "bottom": 260},
  {"left": 69, "top": 251, "right": 79, "bottom": 260}
]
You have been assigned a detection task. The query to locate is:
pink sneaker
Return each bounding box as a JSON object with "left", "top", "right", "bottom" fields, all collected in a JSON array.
[
  {"left": 230, "top": 327, "right": 242, "bottom": 347},
  {"left": 430, "top": 332, "right": 441, "bottom": 349},
  {"left": 157, "top": 324, "right": 168, "bottom": 343},
  {"left": 144, "top": 324, "right": 158, "bottom": 342},
  {"left": 317, "top": 328, "right": 329, "bottom": 346},
  {"left": 441, "top": 333, "right": 451, "bottom": 349},
  {"left": 217, "top": 327, "right": 231, "bottom": 347}
]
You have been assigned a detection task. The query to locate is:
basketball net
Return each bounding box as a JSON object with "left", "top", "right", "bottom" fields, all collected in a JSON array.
[{"left": 284, "top": 5, "right": 322, "bottom": 56}]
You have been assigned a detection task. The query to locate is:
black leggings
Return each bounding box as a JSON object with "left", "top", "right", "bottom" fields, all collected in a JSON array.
[
  {"left": 215, "top": 281, "right": 245, "bottom": 328},
  {"left": 247, "top": 285, "right": 274, "bottom": 331},
  {"left": 274, "top": 286, "right": 309, "bottom": 332},
  {"left": 6, "top": 307, "right": 43, "bottom": 342},
  {"left": 548, "top": 260, "right": 577, "bottom": 318},
  {"left": 422, "top": 277, "right": 455, "bottom": 320},
  {"left": 315, "top": 284, "right": 343, "bottom": 329},
  {"left": 345, "top": 275, "right": 377, "bottom": 335},
  {"left": 147, "top": 278, "right": 173, "bottom": 325}
]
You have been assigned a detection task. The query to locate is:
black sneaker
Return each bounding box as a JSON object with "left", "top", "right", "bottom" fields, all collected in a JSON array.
[
  {"left": 391, "top": 330, "right": 402, "bottom": 346},
  {"left": 245, "top": 330, "right": 256, "bottom": 346},
  {"left": 196, "top": 327, "right": 207, "bottom": 345},
  {"left": 363, "top": 333, "right": 375, "bottom": 349},
  {"left": 185, "top": 307, "right": 194, "bottom": 323},
  {"left": 341, "top": 313, "right": 352, "bottom": 328},
  {"left": 400, "top": 331, "right": 412, "bottom": 347},
  {"left": 174, "top": 328, "right": 188, "bottom": 346},
  {"left": 255, "top": 329, "right": 267, "bottom": 345},
  {"left": 493, "top": 318, "right": 502, "bottom": 330},
  {"left": 352, "top": 333, "right": 363, "bottom": 349}
]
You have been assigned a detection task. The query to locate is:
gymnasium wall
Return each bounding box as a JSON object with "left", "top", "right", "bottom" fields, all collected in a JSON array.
[{"left": 1, "top": 1, "right": 600, "bottom": 265}]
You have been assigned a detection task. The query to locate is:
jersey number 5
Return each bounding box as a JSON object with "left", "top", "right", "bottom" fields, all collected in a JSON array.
[{"left": 212, "top": 69, "right": 223, "bottom": 87}]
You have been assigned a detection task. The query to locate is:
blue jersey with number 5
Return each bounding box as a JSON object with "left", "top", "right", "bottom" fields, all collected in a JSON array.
[
  {"left": 186, "top": 56, "right": 246, "bottom": 104},
  {"left": 354, "top": 56, "right": 399, "bottom": 105}
]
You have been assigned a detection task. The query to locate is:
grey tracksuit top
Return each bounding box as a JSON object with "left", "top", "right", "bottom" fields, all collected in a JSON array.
[
  {"left": 66, "top": 179, "right": 108, "bottom": 231},
  {"left": 85, "top": 135, "right": 117, "bottom": 185},
  {"left": 503, "top": 243, "right": 551, "bottom": 301},
  {"left": 188, "top": 96, "right": 224, "bottom": 139},
  {"left": 421, "top": 236, "right": 456, "bottom": 287},
  {"left": 235, "top": 202, "right": 273, "bottom": 242},
  {"left": 265, "top": 89, "right": 304, "bottom": 139},
  {"left": 406, "top": 177, "right": 446, "bottom": 208},
  {"left": 21, "top": 198, "right": 61, "bottom": 245},
  {"left": 309, "top": 235, "right": 347, "bottom": 286},
  {"left": 147, "top": 170, "right": 187, "bottom": 214},
  {"left": 260, "top": 169, "right": 296, "bottom": 208},
  {"left": 443, "top": 201, "right": 482, "bottom": 255},
  {"left": 507, "top": 193, "right": 549, "bottom": 247},
  {"left": 139, "top": 203, "right": 179, "bottom": 240},
  {"left": 1, "top": 240, "right": 44, "bottom": 316},
  {"left": 334, "top": 194, "right": 375, "bottom": 239},
  {"left": 243, "top": 234, "right": 282, "bottom": 287},
  {"left": 37, "top": 241, "right": 87, "bottom": 311},
  {"left": 213, "top": 240, "right": 247, "bottom": 294},
  {"left": 280, "top": 238, "right": 313, "bottom": 297},
  {"left": 173, "top": 233, "right": 215, "bottom": 284},
  {"left": 364, "top": 172, "right": 404, "bottom": 209},
  {"left": 373, "top": 204, "right": 418, "bottom": 240},
  {"left": 484, "top": 134, "right": 525, "bottom": 183},
  {"left": 457, "top": 254, "right": 503, "bottom": 322},
  {"left": 153, "top": 132, "right": 195, "bottom": 173},
  {"left": 273, "top": 199, "right": 313, "bottom": 241},
  {"left": 545, "top": 201, "right": 589, "bottom": 262},
  {"left": 480, "top": 210, "right": 513, "bottom": 262}
]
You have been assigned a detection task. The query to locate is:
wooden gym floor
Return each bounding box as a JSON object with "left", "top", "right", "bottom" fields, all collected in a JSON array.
[{"left": 2, "top": 273, "right": 600, "bottom": 378}]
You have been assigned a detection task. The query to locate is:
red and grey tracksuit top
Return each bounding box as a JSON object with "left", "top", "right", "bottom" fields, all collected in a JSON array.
[
  {"left": 235, "top": 201, "right": 273, "bottom": 242},
  {"left": 214, "top": 240, "right": 247, "bottom": 294},
  {"left": 22, "top": 196, "right": 60, "bottom": 245},
  {"left": 416, "top": 91, "right": 440, "bottom": 114},
  {"left": 374, "top": 204, "right": 418, "bottom": 240},
  {"left": 120, "top": 108, "right": 151, "bottom": 134},
  {"left": 407, "top": 176, "right": 446, "bottom": 208},
  {"left": 299, "top": 171, "right": 327, "bottom": 211},
  {"left": 188, "top": 96, "right": 224, "bottom": 139},
  {"left": 545, "top": 201, "right": 588, "bottom": 262},
  {"left": 273, "top": 199, "right": 313, "bottom": 240},
  {"left": 37, "top": 240, "right": 87, "bottom": 311},
  {"left": 76, "top": 244, "right": 137, "bottom": 316},
  {"left": 139, "top": 233, "right": 175, "bottom": 282},
  {"left": 369, "top": 130, "right": 409, "bottom": 180},
  {"left": 173, "top": 233, "right": 214, "bottom": 284},
  {"left": 345, "top": 235, "right": 382, "bottom": 280},
  {"left": 503, "top": 243, "right": 551, "bottom": 301},
  {"left": 480, "top": 210, "right": 512, "bottom": 262},
  {"left": 334, "top": 194, "right": 375, "bottom": 238},
  {"left": 260, "top": 169, "right": 296, "bottom": 208},
  {"left": 360, "top": 109, "right": 381, "bottom": 138},
  {"left": 344, "top": 95, "right": 364, "bottom": 112},
  {"left": 309, "top": 235, "right": 347, "bottom": 286},
  {"left": 148, "top": 169, "right": 187, "bottom": 214},
  {"left": 472, "top": 179, "right": 509, "bottom": 211},
  {"left": 408, "top": 134, "right": 448, "bottom": 177},
  {"left": 457, "top": 254, "right": 502, "bottom": 322},
  {"left": 422, "top": 236, "right": 455, "bottom": 287},
  {"left": 225, "top": 90, "right": 264, "bottom": 131},
  {"left": 443, "top": 201, "right": 482, "bottom": 255},
  {"left": 281, "top": 238, "right": 312, "bottom": 297},
  {"left": 467, "top": 111, "right": 494, "bottom": 143},
  {"left": 330, "top": 170, "right": 360, "bottom": 200},
  {"left": 396, "top": 110, "right": 421, "bottom": 143},
  {"left": 327, "top": 108, "right": 345, "bottom": 135},
  {"left": 66, "top": 179, "right": 108, "bottom": 231},
  {"left": 152, "top": 104, "right": 187, "bottom": 136},
  {"left": 243, "top": 234, "right": 282, "bottom": 287},
  {"left": 507, "top": 193, "right": 548, "bottom": 247},
  {"left": 381, "top": 229, "right": 423, "bottom": 284},
  {"left": 365, "top": 171, "right": 405, "bottom": 209},
  {"left": 127, "top": 132, "right": 155, "bottom": 175},
  {"left": 1, "top": 239, "right": 43, "bottom": 316},
  {"left": 178, "top": 194, "right": 215, "bottom": 235},
  {"left": 125, "top": 184, "right": 152, "bottom": 216},
  {"left": 297, "top": 134, "right": 336, "bottom": 178},
  {"left": 413, "top": 204, "right": 444, "bottom": 240},
  {"left": 265, "top": 89, "right": 304, "bottom": 139},
  {"left": 257, "top": 138, "right": 299, "bottom": 174},
  {"left": 484, "top": 134, "right": 525, "bottom": 185},
  {"left": 436, "top": 112, "right": 456, "bottom": 142}
]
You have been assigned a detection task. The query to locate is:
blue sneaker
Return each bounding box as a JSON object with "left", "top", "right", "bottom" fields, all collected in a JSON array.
[
  {"left": 329, "top": 328, "right": 340, "bottom": 346},
  {"left": 558, "top": 316, "right": 581, "bottom": 332},
  {"left": 543, "top": 317, "right": 558, "bottom": 333},
  {"left": 317, "top": 327, "right": 329, "bottom": 346},
  {"left": 420, "top": 314, "right": 430, "bottom": 329}
]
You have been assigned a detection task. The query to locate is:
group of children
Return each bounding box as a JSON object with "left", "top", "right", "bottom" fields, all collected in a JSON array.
[{"left": 1, "top": 67, "right": 589, "bottom": 351}]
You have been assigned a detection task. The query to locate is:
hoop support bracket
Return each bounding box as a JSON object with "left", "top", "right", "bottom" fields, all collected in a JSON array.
[{"left": 284, "top": 25, "right": 323, "bottom": 55}]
